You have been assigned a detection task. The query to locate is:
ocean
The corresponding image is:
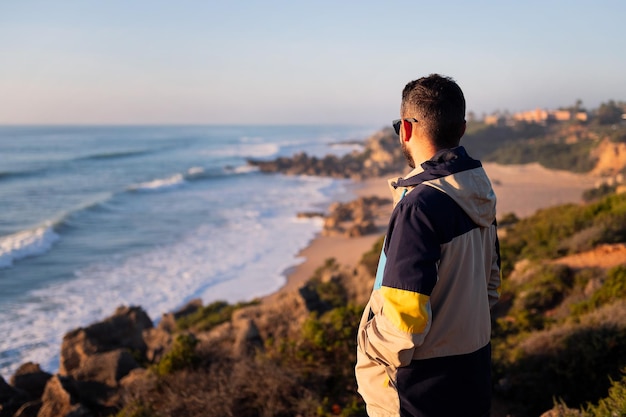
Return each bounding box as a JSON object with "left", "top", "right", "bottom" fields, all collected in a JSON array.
[{"left": 0, "top": 124, "right": 377, "bottom": 379}]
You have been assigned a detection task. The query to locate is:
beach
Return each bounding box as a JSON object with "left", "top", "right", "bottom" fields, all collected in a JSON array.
[{"left": 278, "top": 162, "right": 600, "bottom": 294}]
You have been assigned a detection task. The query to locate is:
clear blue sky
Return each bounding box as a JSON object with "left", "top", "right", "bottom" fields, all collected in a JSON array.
[{"left": 1, "top": 0, "right": 624, "bottom": 125}]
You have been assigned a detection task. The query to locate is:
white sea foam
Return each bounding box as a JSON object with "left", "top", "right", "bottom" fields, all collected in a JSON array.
[
  {"left": 0, "top": 225, "right": 60, "bottom": 269},
  {"left": 129, "top": 173, "right": 186, "bottom": 191},
  {"left": 187, "top": 166, "right": 205, "bottom": 176},
  {"left": 226, "top": 165, "right": 260, "bottom": 175}
]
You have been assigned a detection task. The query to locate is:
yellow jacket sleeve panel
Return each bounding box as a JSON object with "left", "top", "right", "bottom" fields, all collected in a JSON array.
[
  {"left": 380, "top": 286, "right": 431, "bottom": 334},
  {"left": 358, "top": 289, "right": 432, "bottom": 369}
]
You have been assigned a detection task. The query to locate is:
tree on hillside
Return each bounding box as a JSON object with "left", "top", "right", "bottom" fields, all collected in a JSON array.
[{"left": 595, "top": 100, "right": 624, "bottom": 125}]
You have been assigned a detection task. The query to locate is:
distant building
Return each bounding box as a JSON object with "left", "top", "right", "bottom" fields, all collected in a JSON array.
[
  {"left": 484, "top": 107, "right": 588, "bottom": 125},
  {"left": 552, "top": 110, "right": 571, "bottom": 121},
  {"left": 575, "top": 112, "right": 588, "bottom": 122},
  {"left": 513, "top": 108, "right": 549, "bottom": 123}
]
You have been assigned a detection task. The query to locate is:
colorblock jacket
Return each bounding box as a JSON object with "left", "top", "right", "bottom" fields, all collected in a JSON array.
[{"left": 355, "top": 146, "right": 501, "bottom": 417}]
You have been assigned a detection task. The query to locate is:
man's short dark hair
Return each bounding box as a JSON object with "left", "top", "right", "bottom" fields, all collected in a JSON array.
[{"left": 401, "top": 74, "right": 466, "bottom": 148}]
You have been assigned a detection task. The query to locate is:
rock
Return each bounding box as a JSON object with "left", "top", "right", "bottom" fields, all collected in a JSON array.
[
  {"left": 12, "top": 400, "right": 42, "bottom": 417},
  {"left": 143, "top": 327, "right": 173, "bottom": 363},
  {"left": 156, "top": 314, "right": 177, "bottom": 334},
  {"left": 118, "top": 368, "right": 155, "bottom": 408},
  {"left": 347, "top": 220, "right": 376, "bottom": 237},
  {"left": 0, "top": 375, "right": 17, "bottom": 404},
  {"left": 322, "top": 196, "right": 388, "bottom": 237},
  {"left": 233, "top": 319, "right": 263, "bottom": 357},
  {"left": 60, "top": 306, "right": 152, "bottom": 376},
  {"left": 590, "top": 138, "right": 626, "bottom": 176},
  {"left": 0, "top": 375, "right": 30, "bottom": 416},
  {"left": 296, "top": 211, "right": 324, "bottom": 219},
  {"left": 73, "top": 349, "right": 139, "bottom": 388},
  {"left": 10, "top": 362, "right": 52, "bottom": 400},
  {"left": 37, "top": 376, "right": 80, "bottom": 417},
  {"left": 119, "top": 368, "right": 150, "bottom": 392}
]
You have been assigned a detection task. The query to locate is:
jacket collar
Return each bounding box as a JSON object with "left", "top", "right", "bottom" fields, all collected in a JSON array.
[{"left": 391, "top": 146, "right": 481, "bottom": 189}]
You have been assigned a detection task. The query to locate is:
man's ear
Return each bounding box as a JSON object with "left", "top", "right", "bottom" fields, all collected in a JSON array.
[{"left": 402, "top": 119, "right": 412, "bottom": 142}]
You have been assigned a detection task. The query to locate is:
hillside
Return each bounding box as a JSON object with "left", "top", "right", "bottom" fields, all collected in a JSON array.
[
  {"left": 462, "top": 120, "right": 626, "bottom": 178},
  {"left": 491, "top": 191, "right": 626, "bottom": 416}
]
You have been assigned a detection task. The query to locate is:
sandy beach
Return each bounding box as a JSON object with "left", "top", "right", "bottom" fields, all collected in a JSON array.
[{"left": 278, "top": 163, "right": 601, "bottom": 294}]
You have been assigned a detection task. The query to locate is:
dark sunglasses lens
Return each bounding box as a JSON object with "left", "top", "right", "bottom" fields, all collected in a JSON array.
[{"left": 393, "top": 120, "right": 401, "bottom": 135}]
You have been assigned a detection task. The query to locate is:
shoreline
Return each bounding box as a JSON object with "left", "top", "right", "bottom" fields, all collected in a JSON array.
[{"left": 270, "top": 162, "right": 600, "bottom": 301}]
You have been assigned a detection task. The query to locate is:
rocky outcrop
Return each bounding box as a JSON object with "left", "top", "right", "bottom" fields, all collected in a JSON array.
[
  {"left": 72, "top": 350, "right": 139, "bottom": 389},
  {"left": 37, "top": 376, "right": 92, "bottom": 417},
  {"left": 232, "top": 319, "right": 263, "bottom": 358},
  {"left": 59, "top": 306, "right": 152, "bottom": 378},
  {"left": 248, "top": 127, "right": 405, "bottom": 179},
  {"left": 1, "top": 375, "right": 22, "bottom": 416},
  {"left": 591, "top": 138, "right": 626, "bottom": 176},
  {"left": 10, "top": 363, "right": 51, "bottom": 402},
  {"left": 322, "top": 196, "right": 391, "bottom": 237},
  {"left": 0, "top": 306, "right": 166, "bottom": 417}
]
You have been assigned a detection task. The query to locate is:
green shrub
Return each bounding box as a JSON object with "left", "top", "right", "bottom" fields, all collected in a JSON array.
[
  {"left": 263, "top": 303, "right": 365, "bottom": 414},
  {"left": 499, "top": 212, "right": 520, "bottom": 228},
  {"left": 176, "top": 299, "right": 259, "bottom": 331},
  {"left": 115, "top": 402, "right": 155, "bottom": 417},
  {"left": 583, "top": 183, "right": 617, "bottom": 202},
  {"left": 581, "top": 369, "right": 626, "bottom": 417},
  {"left": 573, "top": 265, "right": 626, "bottom": 315},
  {"left": 155, "top": 333, "right": 200, "bottom": 376},
  {"left": 501, "top": 193, "right": 626, "bottom": 266},
  {"left": 300, "top": 262, "right": 349, "bottom": 313},
  {"left": 500, "top": 325, "right": 626, "bottom": 416},
  {"left": 517, "top": 265, "right": 573, "bottom": 310},
  {"left": 500, "top": 264, "right": 573, "bottom": 333},
  {"left": 494, "top": 299, "right": 626, "bottom": 417}
]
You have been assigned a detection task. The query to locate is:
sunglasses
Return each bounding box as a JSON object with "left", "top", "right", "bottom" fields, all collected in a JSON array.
[{"left": 392, "top": 118, "right": 419, "bottom": 135}]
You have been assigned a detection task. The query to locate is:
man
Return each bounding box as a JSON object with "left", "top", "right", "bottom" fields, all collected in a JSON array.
[{"left": 355, "top": 74, "right": 501, "bottom": 417}]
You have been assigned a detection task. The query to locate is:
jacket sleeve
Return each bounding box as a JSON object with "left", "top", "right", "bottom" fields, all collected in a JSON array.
[
  {"left": 359, "top": 201, "right": 439, "bottom": 369},
  {"left": 487, "top": 223, "right": 501, "bottom": 309}
]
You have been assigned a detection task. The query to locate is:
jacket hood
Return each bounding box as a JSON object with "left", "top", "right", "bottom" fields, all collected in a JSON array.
[{"left": 388, "top": 146, "right": 497, "bottom": 227}]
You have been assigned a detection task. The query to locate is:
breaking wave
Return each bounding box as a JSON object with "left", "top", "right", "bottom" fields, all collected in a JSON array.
[
  {"left": 0, "top": 225, "right": 60, "bottom": 269},
  {"left": 128, "top": 174, "right": 186, "bottom": 192}
]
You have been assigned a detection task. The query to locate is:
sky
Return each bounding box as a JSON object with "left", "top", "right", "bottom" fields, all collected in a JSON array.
[{"left": 0, "top": 0, "right": 625, "bottom": 125}]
